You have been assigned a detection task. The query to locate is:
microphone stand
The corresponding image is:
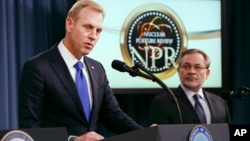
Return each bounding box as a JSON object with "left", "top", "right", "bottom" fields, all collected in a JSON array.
[
  {"left": 134, "top": 62, "right": 183, "bottom": 124},
  {"left": 129, "top": 66, "right": 153, "bottom": 80}
]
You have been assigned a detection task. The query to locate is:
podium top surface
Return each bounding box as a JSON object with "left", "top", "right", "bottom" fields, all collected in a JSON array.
[{"left": 103, "top": 124, "right": 229, "bottom": 141}]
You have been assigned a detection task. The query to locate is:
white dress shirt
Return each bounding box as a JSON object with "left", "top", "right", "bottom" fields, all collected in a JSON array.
[
  {"left": 57, "top": 40, "right": 93, "bottom": 109},
  {"left": 180, "top": 84, "right": 211, "bottom": 124}
]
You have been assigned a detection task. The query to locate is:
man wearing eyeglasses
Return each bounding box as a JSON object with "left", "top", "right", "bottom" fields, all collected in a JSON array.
[{"left": 148, "top": 48, "right": 231, "bottom": 125}]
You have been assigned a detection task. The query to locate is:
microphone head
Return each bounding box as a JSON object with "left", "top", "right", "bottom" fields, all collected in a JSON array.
[{"left": 111, "top": 60, "right": 126, "bottom": 72}]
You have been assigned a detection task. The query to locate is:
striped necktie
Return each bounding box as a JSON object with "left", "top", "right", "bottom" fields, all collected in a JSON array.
[{"left": 193, "top": 94, "right": 207, "bottom": 124}]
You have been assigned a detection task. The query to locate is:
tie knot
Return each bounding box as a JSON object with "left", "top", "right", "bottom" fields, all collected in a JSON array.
[
  {"left": 193, "top": 94, "right": 201, "bottom": 101},
  {"left": 74, "top": 61, "right": 83, "bottom": 71}
]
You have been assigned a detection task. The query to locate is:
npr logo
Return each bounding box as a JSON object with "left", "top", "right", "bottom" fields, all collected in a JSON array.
[{"left": 234, "top": 129, "right": 247, "bottom": 136}]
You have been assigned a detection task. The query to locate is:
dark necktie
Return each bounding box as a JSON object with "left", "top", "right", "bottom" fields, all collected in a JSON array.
[
  {"left": 74, "top": 61, "right": 91, "bottom": 122},
  {"left": 193, "top": 94, "right": 207, "bottom": 124}
]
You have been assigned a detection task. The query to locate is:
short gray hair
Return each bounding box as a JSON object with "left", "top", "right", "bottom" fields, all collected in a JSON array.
[{"left": 178, "top": 49, "right": 211, "bottom": 68}]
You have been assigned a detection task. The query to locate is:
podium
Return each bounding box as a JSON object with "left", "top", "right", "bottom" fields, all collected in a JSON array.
[
  {"left": 0, "top": 127, "right": 68, "bottom": 141},
  {"left": 103, "top": 124, "right": 230, "bottom": 141}
]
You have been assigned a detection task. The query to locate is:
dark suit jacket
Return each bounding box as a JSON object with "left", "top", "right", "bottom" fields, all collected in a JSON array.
[
  {"left": 148, "top": 86, "right": 231, "bottom": 125},
  {"left": 18, "top": 43, "right": 143, "bottom": 136}
]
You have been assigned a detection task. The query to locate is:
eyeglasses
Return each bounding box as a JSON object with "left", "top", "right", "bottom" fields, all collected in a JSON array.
[{"left": 180, "top": 65, "right": 207, "bottom": 71}]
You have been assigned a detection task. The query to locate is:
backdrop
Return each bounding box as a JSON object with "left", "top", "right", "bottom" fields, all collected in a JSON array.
[{"left": 1, "top": 0, "right": 250, "bottom": 136}]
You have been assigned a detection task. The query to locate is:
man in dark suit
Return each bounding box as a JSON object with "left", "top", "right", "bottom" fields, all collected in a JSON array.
[
  {"left": 18, "top": 1, "right": 143, "bottom": 141},
  {"left": 148, "top": 49, "right": 231, "bottom": 125}
]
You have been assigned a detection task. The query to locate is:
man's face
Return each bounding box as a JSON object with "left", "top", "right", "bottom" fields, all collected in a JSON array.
[
  {"left": 65, "top": 7, "right": 104, "bottom": 59},
  {"left": 177, "top": 53, "right": 210, "bottom": 92}
]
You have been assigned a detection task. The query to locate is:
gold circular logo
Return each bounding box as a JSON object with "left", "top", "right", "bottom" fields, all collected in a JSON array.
[{"left": 120, "top": 3, "right": 188, "bottom": 80}]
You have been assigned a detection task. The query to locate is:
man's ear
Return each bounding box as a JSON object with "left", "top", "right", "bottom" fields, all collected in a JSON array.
[
  {"left": 205, "top": 69, "right": 210, "bottom": 80},
  {"left": 65, "top": 17, "right": 74, "bottom": 32}
]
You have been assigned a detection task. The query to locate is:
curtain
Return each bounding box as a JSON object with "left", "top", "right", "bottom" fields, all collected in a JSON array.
[
  {"left": 228, "top": 0, "right": 250, "bottom": 123},
  {"left": 0, "top": 0, "right": 75, "bottom": 130}
]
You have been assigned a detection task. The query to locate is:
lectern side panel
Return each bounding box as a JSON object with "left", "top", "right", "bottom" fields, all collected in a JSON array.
[
  {"left": 158, "top": 125, "right": 191, "bottom": 141},
  {"left": 103, "top": 127, "right": 158, "bottom": 141},
  {"left": 205, "top": 124, "right": 230, "bottom": 141}
]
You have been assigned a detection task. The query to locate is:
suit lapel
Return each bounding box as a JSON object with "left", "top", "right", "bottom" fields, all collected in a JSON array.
[
  {"left": 84, "top": 57, "right": 99, "bottom": 124},
  {"left": 48, "top": 46, "right": 86, "bottom": 119},
  {"left": 203, "top": 91, "right": 214, "bottom": 122},
  {"left": 175, "top": 87, "right": 200, "bottom": 123}
]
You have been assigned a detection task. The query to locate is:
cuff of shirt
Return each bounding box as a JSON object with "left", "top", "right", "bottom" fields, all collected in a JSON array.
[{"left": 68, "top": 135, "right": 78, "bottom": 141}]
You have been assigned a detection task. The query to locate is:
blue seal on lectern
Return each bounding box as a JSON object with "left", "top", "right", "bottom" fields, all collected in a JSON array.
[
  {"left": 189, "top": 125, "right": 213, "bottom": 141},
  {"left": 1, "top": 130, "right": 34, "bottom": 141}
]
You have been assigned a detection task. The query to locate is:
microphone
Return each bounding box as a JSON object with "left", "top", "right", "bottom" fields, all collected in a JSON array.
[
  {"left": 111, "top": 60, "right": 152, "bottom": 80},
  {"left": 222, "top": 86, "right": 250, "bottom": 99}
]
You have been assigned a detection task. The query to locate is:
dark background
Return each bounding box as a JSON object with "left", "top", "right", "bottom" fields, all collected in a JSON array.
[{"left": 1, "top": 0, "right": 250, "bottom": 137}]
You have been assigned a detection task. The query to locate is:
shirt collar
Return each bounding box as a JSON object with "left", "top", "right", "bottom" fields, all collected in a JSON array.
[
  {"left": 180, "top": 84, "right": 205, "bottom": 100},
  {"left": 58, "top": 40, "right": 84, "bottom": 68}
]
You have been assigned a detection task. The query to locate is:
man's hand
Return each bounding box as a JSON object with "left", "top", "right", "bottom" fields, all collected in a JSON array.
[
  {"left": 150, "top": 124, "right": 158, "bottom": 127},
  {"left": 77, "top": 131, "right": 104, "bottom": 141}
]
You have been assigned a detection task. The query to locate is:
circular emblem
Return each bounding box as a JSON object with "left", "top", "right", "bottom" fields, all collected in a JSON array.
[
  {"left": 189, "top": 125, "right": 213, "bottom": 141},
  {"left": 120, "top": 3, "right": 187, "bottom": 80},
  {"left": 1, "top": 130, "right": 34, "bottom": 141}
]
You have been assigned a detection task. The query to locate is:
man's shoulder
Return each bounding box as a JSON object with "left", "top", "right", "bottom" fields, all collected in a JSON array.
[
  {"left": 85, "top": 56, "right": 100, "bottom": 64},
  {"left": 153, "top": 93, "right": 171, "bottom": 101},
  {"left": 85, "top": 56, "right": 104, "bottom": 68},
  {"left": 22, "top": 46, "right": 59, "bottom": 70},
  {"left": 204, "top": 90, "right": 225, "bottom": 101}
]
